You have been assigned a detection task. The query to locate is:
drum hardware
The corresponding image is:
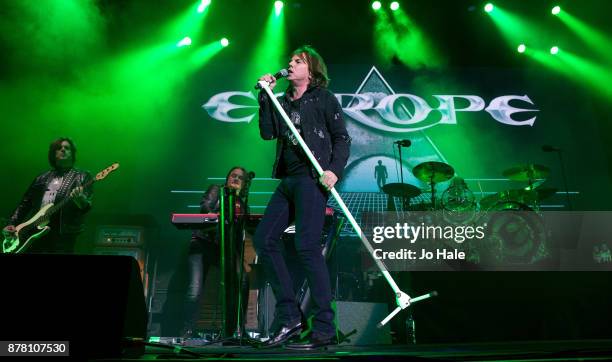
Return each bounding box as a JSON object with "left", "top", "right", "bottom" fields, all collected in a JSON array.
[
  {"left": 385, "top": 139, "right": 418, "bottom": 211},
  {"left": 441, "top": 177, "right": 476, "bottom": 211},
  {"left": 471, "top": 163, "right": 556, "bottom": 266},
  {"left": 479, "top": 187, "right": 557, "bottom": 212},
  {"left": 412, "top": 161, "right": 454, "bottom": 209},
  {"left": 441, "top": 177, "right": 477, "bottom": 224},
  {"left": 480, "top": 189, "right": 534, "bottom": 211},
  {"left": 478, "top": 164, "right": 556, "bottom": 212},
  {"left": 502, "top": 164, "right": 550, "bottom": 190}
]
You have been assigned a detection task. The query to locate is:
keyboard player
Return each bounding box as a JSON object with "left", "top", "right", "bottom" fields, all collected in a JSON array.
[{"left": 180, "top": 166, "right": 250, "bottom": 339}]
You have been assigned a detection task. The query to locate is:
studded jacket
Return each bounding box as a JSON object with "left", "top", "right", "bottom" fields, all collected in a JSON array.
[
  {"left": 258, "top": 86, "right": 351, "bottom": 180},
  {"left": 8, "top": 168, "right": 93, "bottom": 235}
]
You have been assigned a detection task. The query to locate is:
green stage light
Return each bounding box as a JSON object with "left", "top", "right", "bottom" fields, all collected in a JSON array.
[
  {"left": 197, "top": 0, "right": 211, "bottom": 13},
  {"left": 484, "top": 3, "right": 494, "bottom": 13},
  {"left": 274, "top": 1, "right": 283, "bottom": 16},
  {"left": 517, "top": 44, "right": 526, "bottom": 53},
  {"left": 552, "top": 6, "right": 561, "bottom": 15},
  {"left": 372, "top": 1, "right": 382, "bottom": 11},
  {"left": 557, "top": 8, "right": 612, "bottom": 61},
  {"left": 390, "top": 2, "right": 400, "bottom": 11},
  {"left": 220, "top": 38, "right": 229, "bottom": 47},
  {"left": 550, "top": 46, "right": 559, "bottom": 54},
  {"left": 177, "top": 36, "right": 192, "bottom": 47},
  {"left": 242, "top": 1, "right": 287, "bottom": 92}
]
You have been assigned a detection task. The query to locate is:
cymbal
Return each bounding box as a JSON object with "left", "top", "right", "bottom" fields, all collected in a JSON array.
[
  {"left": 413, "top": 161, "right": 454, "bottom": 183},
  {"left": 503, "top": 164, "right": 550, "bottom": 182},
  {"left": 382, "top": 183, "right": 422, "bottom": 198},
  {"left": 479, "top": 187, "right": 556, "bottom": 210}
]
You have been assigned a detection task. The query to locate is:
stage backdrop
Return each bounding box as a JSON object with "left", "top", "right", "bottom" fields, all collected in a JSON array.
[
  {"left": 1, "top": 1, "right": 611, "bottom": 335},
  {"left": 4, "top": 61, "right": 609, "bottom": 246}
]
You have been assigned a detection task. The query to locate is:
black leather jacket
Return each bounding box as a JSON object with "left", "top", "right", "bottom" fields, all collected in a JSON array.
[
  {"left": 258, "top": 86, "right": 351, "bottom": 180},
  {"left": 8, "top": 168, "right": 93, "bottom": 235}
]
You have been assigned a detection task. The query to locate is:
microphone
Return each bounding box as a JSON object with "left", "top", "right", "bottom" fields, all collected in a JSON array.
[
  {"left": 542, "top": 145, "right": 561, "bottom": 152},
  {"left": 247, "top": 171, "right": 256, "bottom": 180},
  {"left": 393, "top": 139, "right": 412, "bottom": 147},
  {"left": 255, "top": 69, "right": 289, "bottom": 89}
]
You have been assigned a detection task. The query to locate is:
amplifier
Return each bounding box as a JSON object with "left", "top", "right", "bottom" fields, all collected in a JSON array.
[
  {"left": 95, "top": 225, "right": 145, "bottom": 247},
  {"left": 93, "top": 226, "right": 148, "bottom": 291}
]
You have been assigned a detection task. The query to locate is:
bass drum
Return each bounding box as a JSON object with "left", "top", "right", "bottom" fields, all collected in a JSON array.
[{"left": 478, "top": 201, "right": 550, "bottom": 266}]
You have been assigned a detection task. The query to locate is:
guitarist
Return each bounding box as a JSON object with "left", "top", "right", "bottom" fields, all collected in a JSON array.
[{"left": 2, "top": 137, "right": 93, "bottom": 253}]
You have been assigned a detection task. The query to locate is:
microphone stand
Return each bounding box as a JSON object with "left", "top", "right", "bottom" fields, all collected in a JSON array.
[
  {"left": 219, "top": 185, "right": 236, "bottom": 340},
  {"left": 233, "top": 176, "right": 254, "bottom": 344},
  {"left": 224, "top": 178, "right": 257, "bottom": 346},
  {"left": 396, "top": 142, "right": 408, "bottom": 210},
  {"left": 555, "top": 150, "right": 572, "bottom": 211},
  {"left": 397, "top": 142, "right": 405, "bottom": 185}
]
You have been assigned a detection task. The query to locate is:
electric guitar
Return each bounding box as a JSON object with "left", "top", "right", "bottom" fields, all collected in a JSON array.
[{"left": 2, "top": 163, "right": 120, "bottom": 254}]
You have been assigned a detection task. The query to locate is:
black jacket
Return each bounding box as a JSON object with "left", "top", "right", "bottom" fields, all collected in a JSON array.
[
  {"left": 8, "top": 168, "right": 93, "bottom": 235},
  {"left": 258, "top": 86, "right": 351, "bottom": 180}
]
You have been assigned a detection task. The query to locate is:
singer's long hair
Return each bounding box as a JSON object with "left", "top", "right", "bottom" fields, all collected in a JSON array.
[
  {"left": 292, "top": 45, "right": 329, "bottom": 88},
  {"left": 225, "top": 166, "right": 248, "bottom": 199}
]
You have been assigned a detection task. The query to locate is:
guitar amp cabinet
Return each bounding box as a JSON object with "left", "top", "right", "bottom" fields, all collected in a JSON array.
[{"left": 93, "top": 225, "right": 148, "bottom": 292}]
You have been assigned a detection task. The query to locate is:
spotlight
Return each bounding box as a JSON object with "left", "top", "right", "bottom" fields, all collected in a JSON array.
[
  {"left": 372, "top": 1, "right": 382, "bottom": 11},
  {"left": 550, "top": 46, "right": 559, "bottom": 55},
  {"left": 517, "top": 44, "right": 526, "bottom": 53},
  {"left": 177, "top": 36, "right": 192, "bottom": 47},
  {"left": 390, "top": 2, "right": 400, "bottom": 11},
  {"left": 275, "top": 1, "right": 283, "bottom": 16},
  {"left": 220, "top": 38, "right": 229, "bottom": 47},
  {"left": 197, "top": 0, "right": 211, "bottom": 13},
  {"left": 551, "top": 6, "right": 561, "bottom": 15},
  {"left": 484, "top": 3, "right": 494, "bottom": 13}
]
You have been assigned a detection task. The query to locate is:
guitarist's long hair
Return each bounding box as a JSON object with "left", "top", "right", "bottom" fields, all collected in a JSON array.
[{"left": 48, "top": 137, "right": 77, "bottom": 169}]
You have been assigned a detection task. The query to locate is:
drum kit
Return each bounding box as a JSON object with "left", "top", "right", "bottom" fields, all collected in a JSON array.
[
  {"left": 481, "top": 164, "right": 557, "bottom": 212},
  {"left": 382, "top": 161, "right": 557, "bottom": 265},
  {"left": 382, "top": 162, "right": 557, "bottom": 212}
]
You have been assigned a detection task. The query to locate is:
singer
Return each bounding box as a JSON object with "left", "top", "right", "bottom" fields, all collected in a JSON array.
[
  {"left": 254, "top": 45, "right": 351, "bottom": 349},
  {"left": 179, "top": 166, "right": 250, "bottom": 339}
]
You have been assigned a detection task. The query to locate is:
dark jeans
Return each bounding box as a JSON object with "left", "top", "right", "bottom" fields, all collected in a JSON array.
[
  {"left": 253, "top": 175, "right": 335, "bottom": 337},
  {"left": 183, "top": 250, "right": 217, "bottom": 332}
]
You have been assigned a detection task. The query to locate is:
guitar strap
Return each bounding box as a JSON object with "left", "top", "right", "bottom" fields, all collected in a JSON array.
[{"left": 55, "top": 168, "right": 78, "bottom": 202}]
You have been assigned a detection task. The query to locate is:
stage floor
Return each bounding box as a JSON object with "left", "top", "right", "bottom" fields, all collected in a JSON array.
[{"left": 93, "top": 339, "right": 612, "bottom": 361}]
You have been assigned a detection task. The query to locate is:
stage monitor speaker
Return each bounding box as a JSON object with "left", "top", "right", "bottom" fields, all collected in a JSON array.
[
  {"left": 0, "top": 254, "right": 147, "bottom": 358},
  {"left": 409, "top": 271, "right": 612, "bottom": 344},
  {"left": 336, "top": 301, "right": 392, "bottom": 345}
]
